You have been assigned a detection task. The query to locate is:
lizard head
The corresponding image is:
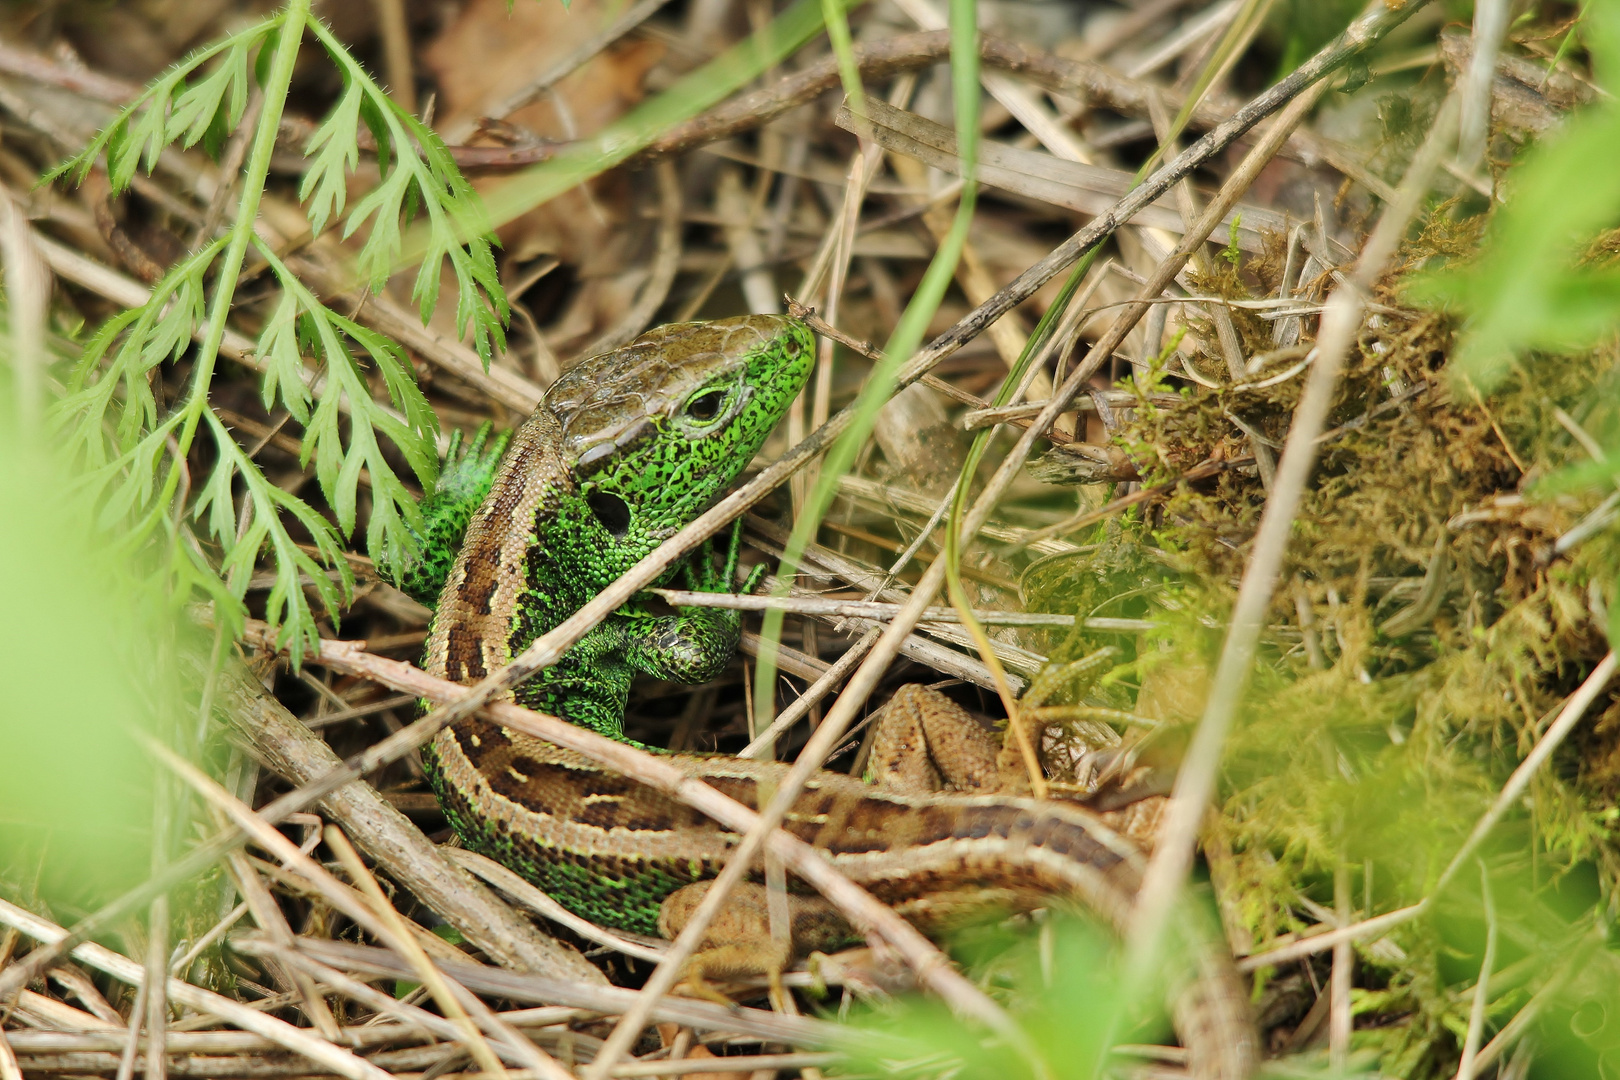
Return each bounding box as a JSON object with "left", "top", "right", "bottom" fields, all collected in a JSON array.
[{"left": 541, "top": 314, "right": 813, "bottom": 578}]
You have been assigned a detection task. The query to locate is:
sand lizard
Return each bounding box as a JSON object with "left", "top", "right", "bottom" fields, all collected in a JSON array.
[{"left": 377, "top": 313, "right": 1257, "bottom": 1078}]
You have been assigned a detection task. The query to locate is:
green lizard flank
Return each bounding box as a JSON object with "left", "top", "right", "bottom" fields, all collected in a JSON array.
[{"left": 379, "top": 313, "right": 1257, "bottom": 1080}]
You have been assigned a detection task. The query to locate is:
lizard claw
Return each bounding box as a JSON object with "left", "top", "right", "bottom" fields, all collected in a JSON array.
[
  {"left": 437, "top": 421, "right": 512, "bottom": 500},
  {"left": 683, "top": 518, "right": 756, "bottom": 595}
]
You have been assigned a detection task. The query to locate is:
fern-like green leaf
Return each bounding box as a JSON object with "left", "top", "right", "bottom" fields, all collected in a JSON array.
[
  {"left": 201, "top": 412, "right": 353, "bottom": 667},
  {"left": 305, "top": 18, "right": 507, "bottom": 368},
  {"left": 256, "top": 288, "right": 315, "bottom": 423},
  {"left": 253, "top": 239, "right": 436, "bottom": 566},
  {"left": 45, "top": 17, "right": 278, "bottom": 193},
  {"left": 299, "top": 73, "right": 365, "bottom": 238},
  {"left": 169, "top": 41, "right": 253, "bottom": 151}
]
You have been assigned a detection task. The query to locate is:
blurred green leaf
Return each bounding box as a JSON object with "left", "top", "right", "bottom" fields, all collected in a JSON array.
[
  {"left": 1407, "top": 4, "right": 1620, "bottom": 390},
  {"left": 0, "top": 425, "right": 192, "bottom": 907},
  {"left": 844, "top": 916, "right": 1164, "bottom": 1080}
]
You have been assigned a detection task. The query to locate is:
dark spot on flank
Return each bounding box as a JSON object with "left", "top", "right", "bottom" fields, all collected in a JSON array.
[
  {"left": 580, "top": 771, "right": 639, "bottom": 799},
  {"left": 446, "top": 625, "right": 488, "bottom": 682},
  {"left": 958, "top": 815, "right": 994, "bottom": 841},
  {"left": 703, "top": 775, "right": 759, "bottom": 811},
  {"left": 454, "top": 719, "right": 508, "bottom": 766}
]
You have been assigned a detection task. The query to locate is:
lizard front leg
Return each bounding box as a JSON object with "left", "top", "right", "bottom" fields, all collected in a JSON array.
[{"left": 621, "top": 520, "right": 763, "bottom": 685}]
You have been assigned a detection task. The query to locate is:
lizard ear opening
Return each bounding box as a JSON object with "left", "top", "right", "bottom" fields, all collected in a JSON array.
[{"left": 587, "top": 491, "right": 632, "bottom": 536}]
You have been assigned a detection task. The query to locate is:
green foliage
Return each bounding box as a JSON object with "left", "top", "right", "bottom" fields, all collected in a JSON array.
[
  {"left": 0, "top": 417, "right": 195, "bottom": 906},
  {"left": 43, "top": 0, "right": 508, "bottom": 664},
  {"left": 251, "top": 240, "right": 438, "bottom": 562},
  {"left": 1221, "top": 214, "right": 1243, "bottom": 265},
  {"left": 1016, "top": 178, "right": 1620, "bottom": 1072},
  {"left": 45, "top": 18, "right": 274, "bottom": 191},
  {"left": 1406, "top": 16, "right": 1620, "bottom": 378},
  {"left": 1407, "top": 4, "right": 1620, "bottom": 645},
  {"left": 302, "top": 20, "right": 506, "bottom": 360},
  {"left": 843, "top": 917, "right": 1162, "bottom": 1080}
]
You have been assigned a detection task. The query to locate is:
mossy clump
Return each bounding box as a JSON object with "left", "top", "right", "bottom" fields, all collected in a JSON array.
[{"left": 1023, "top": 204, "right": 1620, "bottom": 1076}]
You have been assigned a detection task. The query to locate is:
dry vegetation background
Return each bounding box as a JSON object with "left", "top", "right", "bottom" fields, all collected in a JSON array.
[{"left": 0, "top": 0, "right": 1618, "bottom": 1078}]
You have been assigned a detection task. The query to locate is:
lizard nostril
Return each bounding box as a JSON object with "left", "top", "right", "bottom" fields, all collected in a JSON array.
[{"left": 587, "top": 491, "right": 632, "bottom": 536}]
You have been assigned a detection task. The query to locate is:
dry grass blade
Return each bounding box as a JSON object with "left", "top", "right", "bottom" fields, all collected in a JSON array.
[
  {"left": 241, "top": 934, "right": 859, "bottom": 1050},
  {"left": 0, "top": 1028, "right": 22, "bottom": 1080},
  {"left": 0, "top": 899, "right": 390, "bottom": 1080},
  {"left": 837, "top": 98, "right": 1281, "bottom": 251},
  {"left": 323, "top": 826, "right": 528, "bottom": 1080},
  {"left": 443, "top": 848, "right": 668, "bottom": 964},
  {"left": 0, "top": 182, "right": 50, "bottom": 434}
]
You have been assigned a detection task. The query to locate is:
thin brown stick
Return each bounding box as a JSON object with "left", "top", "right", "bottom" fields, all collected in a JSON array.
[
  {"left": 111, "top": 976, "right": 145, "bottom": 1080},
  {"left": 653, "top": 588, "right": 1139, "bottom": 629},
  {"left": 1330, "top": 858, "right": 1351, "bottom": 1071},
  {"left": 152, "top": 744, "right": 564, "bottom": 1078},
  {"left": 323, "top": 828, "right": 516, "bottom": 1080},
  {"left": 739, "top": 627, "right": 880, "bottom": 758},
  {"left": 241, "top": 933, "right": 861, "bottom": 1050},
  {"left": 222, "top": 849, "right": 340, "bottom": 1039},
  {"left": 441, "top": 30, "right": 1384, "bottom": 199},
  {"left": 0, "top": 1026, "right": 23, "bottom": 1080},
  {"left": 443, "top": 849, "right": 667, "bottom": 964},
  {"left": 0, "top": 42, "right": 138, "bottom": 103}
]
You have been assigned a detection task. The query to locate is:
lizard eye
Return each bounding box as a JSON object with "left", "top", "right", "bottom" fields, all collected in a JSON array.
[
  {"left": 587, "top": 491, "right": 631, "bottom": 536},
  {"left": 684, "top": 389, "right": 725, "bottom": 422}
]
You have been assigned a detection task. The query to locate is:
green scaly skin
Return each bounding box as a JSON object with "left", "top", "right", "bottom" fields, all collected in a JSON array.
[
  {"left": 385, "top": 424, "right": 513, "bottom": 607},
  {"left": 377, "top": 315, "right": 814, "bottom": 929}
]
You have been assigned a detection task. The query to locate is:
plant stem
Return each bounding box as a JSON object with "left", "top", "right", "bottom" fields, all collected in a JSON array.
[{"left": 166, "top": 0, "right": 310, "bottom": 500}]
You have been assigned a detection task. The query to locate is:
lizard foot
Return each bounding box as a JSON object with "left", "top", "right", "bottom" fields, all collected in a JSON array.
[{"left": 656, "top": 881, "right": 852, "bottom": 996}]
